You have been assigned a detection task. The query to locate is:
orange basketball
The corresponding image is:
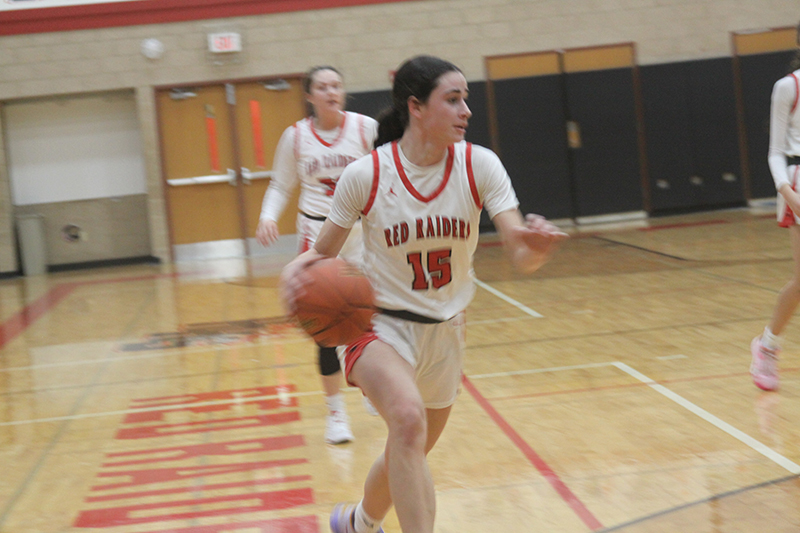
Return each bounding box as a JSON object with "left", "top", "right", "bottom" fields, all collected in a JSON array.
[{"left": 291, "top": 257, "right": 375, "bottom": 347}]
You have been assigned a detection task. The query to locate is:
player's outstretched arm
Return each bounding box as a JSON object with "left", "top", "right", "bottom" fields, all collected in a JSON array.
[
  {"left": 278, "top": 220, "right": 351, "bottom": 314},
  {"left": 492, "top": 210, "right": 568, "bottom": 275}
]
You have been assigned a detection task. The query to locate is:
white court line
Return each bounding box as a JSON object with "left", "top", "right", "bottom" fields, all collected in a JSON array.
[
  {"left": 612, "top": 362, "right": 800, "bottom": 474},
  {"left": 474, "top": 278, "right": 543, "bottom": 318},
  {"left": 0, "top": 337, "right": 309, "bottom": 373},
  {"left": 469, "top": 362, "right": 614, "bottom": 380},
  {"left": 468, "top": 316, "right": 535, "bottom": 326},
  {"left": 470, "top": 360, "right": 800, "bottom": 475},
  {"left": 0, "top": 390, "right": 326, "bottom": 427}
]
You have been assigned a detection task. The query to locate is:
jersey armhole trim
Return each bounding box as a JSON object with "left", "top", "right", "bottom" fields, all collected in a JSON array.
[
  {"left": 791, "top": 73, "right": 799, "bottom": 114},
  {"left": 358, "top": 113, "right": 369, "bottom": 151},
  {"left": 362, "top": 150, "right": 380, "bottom": 215},
  {"left": 466, "top": 143, "right": 483, "bottom": 209}
]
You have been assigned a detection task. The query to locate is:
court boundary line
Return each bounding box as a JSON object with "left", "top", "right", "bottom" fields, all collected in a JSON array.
[
  {"left": 471, "top": 361, "right": 800, "bottom": 475},
  {"left": 462, "top": 374, "right": 604, "bottom": 531},
  {"left": 612, "top": 362, "right": 800, "bottom": 474}
]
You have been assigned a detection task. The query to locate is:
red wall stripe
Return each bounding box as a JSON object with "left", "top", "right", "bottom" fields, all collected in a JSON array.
[{"left": 0, "top": 0, "right": 420, "bottom": 36}]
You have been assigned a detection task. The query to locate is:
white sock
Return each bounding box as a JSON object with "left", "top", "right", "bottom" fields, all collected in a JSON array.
[
  {"left": 325, "top": 393, "right": 346, "bottom": 415},
  {"left": 762, "top": 327, "right": 782, "bottom": 351},
  {"left": 353, "top": 501, "right": 382, "bottom": 533}
]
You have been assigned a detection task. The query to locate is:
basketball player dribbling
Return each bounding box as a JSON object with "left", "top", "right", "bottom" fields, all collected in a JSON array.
[
  {"left": 280, "top": 55, "right": 566, "bottom": 533},
  {"left": 256, "top": 66, "right": 378, "bottom": 444},
  {"left": 751, "top": 21, "right": 800, "bottom": 392}
]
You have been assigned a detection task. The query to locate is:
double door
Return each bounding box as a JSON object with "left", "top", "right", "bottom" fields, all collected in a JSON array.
[
  {"left": 156, "top": 78, "right": 306, "bottom": 259},
  {"left": 486, "top": 44, "right": 645, "bottom": 222}
]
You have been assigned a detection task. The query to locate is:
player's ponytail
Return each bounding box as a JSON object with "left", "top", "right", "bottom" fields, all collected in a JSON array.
[
  {"left": 375, "top": 107, "right": 405, "bottom": 147},
  {"left": 374, "top": 55, "right": 462, "bottom": 147}
]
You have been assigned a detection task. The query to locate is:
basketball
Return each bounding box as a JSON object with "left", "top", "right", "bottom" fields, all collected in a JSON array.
[{"left": 291, "top": 257, "right": 375, "bottom": 347}]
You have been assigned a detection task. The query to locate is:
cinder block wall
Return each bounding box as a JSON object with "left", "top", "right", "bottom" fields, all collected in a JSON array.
[{"left": 0, "top": 0, "right": 797, "bottom": 269}]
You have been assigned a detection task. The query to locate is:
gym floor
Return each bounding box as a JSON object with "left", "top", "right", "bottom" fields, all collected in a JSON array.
[{"left": 1, "top": 205, "right": 798, "bottom": 532}]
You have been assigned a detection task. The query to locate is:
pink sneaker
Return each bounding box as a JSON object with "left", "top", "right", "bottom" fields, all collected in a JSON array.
[
  {"left": 330, "top": 503, "right": 384, "bottom": 533},
  {"left": 750, "top": 336, "right": 780, "bottom": 391}
]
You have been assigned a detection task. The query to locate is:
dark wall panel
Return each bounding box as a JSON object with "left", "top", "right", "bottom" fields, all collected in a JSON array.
[
  {"left": 347, "top": 89, "right": 391, "bottom": 121},
  {"left": 640, "top": 62, "right": 695, "bottom": 210},
  {"left": 493, "top": 75, "right": 573, "bottom": 220},
  {"left": 641, "top": 57, "right": 744, "bottom": 213},
  {"left": 740, "top": 50, "right": 796, "bottom": 199},
  {"left": 566, "top": 68, "right": 643, "bottom": 217},
  {"left": 686, "top": 57, "right": 744, "bottom": 206}
]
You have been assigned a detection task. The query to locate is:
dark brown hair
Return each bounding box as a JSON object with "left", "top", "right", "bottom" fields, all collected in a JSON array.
[{"left": 375, "top": 55, "right": 462, "bottom": 147}]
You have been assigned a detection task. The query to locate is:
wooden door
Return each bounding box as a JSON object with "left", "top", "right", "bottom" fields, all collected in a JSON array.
[
  {"left": 157, "top": 78, "right": 306, "bottom": 256},
  {"left": 233, "top": 79, "right": 306, "bottom": 241},
  {"left": 158, "top": 85, "right": 240, "bottom": 246}
]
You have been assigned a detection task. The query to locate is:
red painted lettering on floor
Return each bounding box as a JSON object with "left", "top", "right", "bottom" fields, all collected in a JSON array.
[
  {"left": 103, "top": 435, "right": 305, "bottom": 467},
  {"left": 115, "top": 411, "right": 300, "bottom": 439},
  {"left": 131, "top": 515, "right": 319, "bottom": 532},
  {"left": 73, "top": 487, "right": 314, "bottom": 527}
]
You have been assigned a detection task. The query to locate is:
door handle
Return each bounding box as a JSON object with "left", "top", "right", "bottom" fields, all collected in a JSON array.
[
  {"left": 241, "top": 168, "right": 275, "bottom": 184},
  {"left": 566, "top": 121, "right": 582, "bottom": 149}
]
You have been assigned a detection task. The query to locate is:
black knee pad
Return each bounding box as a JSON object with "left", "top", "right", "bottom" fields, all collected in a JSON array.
[{"left": 318, "top": 346, "right": 341, "bottom": 376}]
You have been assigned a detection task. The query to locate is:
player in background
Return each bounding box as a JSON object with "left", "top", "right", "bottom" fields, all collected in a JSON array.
[
  {"left": 256, "top": 66, "right": 378, "bottom": 443},
  {"left": 279, "top": 55, "right": 567, "bottom": 533},
  {"left": 751, "top": 21, "right": 800, "bottom": 392}
]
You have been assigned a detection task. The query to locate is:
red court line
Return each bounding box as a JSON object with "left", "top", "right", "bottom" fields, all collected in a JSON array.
[
  {"left": 0, "top": 273, "right": 176, "bottom": 350},
  {"left": 461, "top": 375, "right": 603, "bottom": 531},
  {"left": 0, "top": 282, "right": 77, "bottom": 350}
]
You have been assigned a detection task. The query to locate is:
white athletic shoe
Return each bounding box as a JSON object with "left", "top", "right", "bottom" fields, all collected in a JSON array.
[
  {"left": 750, "top": 336, "right": 780, "bottom": 392},
  {"left": 325, "top": 409, "right": 354, "bottom": 445}
]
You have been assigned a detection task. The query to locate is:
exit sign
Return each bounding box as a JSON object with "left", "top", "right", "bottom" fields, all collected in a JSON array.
[{"left": 208, "top": 32, "right": 242, "bottom": 53}]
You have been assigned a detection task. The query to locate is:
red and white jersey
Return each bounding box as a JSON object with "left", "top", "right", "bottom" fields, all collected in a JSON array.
[
  {"left": 768, "top": 69, "right": 800, "bottom": 190},
  {"left": 260, "top": 111, "right": 378, "bottom": 221},
  {"left": 329, "top": 141, "right": 519, "bottom": 321}
]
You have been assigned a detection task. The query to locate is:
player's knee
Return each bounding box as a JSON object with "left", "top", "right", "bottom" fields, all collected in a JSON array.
[
  {"left": 318, "top": 346, "right": 341, "bottom": 376},
  {"left": 386, "top": 401, "right": 427, "bottom": 449}
]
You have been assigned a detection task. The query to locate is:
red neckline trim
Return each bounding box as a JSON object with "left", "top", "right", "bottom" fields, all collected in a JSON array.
[
  {"left": 310, "top": 112, "right": 347, "bottom": 147},
  {"left": 391, "top": 142, "right": 453, "bottom": 203}
]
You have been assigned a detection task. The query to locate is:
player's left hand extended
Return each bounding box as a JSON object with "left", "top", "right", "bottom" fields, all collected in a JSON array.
[{"left": 509, "top": 214, "right": 568, "bottom": 273}]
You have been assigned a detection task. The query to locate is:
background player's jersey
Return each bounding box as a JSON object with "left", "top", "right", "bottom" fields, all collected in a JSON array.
[
  {"left": 330, "top": 141, "right": 519, "bottom": 321},
  {"left": 260, "top": 111, "right": 378, "bottom": 221},
  {"left": 768, "top": 70, "right": 800, "bottom": 190}
]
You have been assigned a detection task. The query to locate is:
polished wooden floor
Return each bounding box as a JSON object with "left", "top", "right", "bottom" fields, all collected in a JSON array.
[{"left": 1, "top": 206, "right": 798, "bottom": 533}]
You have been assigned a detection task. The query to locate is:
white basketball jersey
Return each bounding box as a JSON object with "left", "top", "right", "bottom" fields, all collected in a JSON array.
[
  {"left": 329, "top": 141, "right": 519, "bottom": 321},
  {"left": 292, "top": 111, "right": 377, "bottom": 217}
]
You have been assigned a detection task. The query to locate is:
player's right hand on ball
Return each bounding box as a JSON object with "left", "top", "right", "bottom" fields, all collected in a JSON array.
[{"left": 278, "top": 250, "right": 324, "bottom": 315}]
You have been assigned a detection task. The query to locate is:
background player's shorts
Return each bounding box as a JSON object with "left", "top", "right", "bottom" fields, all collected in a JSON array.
[
  {"left": 339, "top": 312, "right": 466, "bottom": 409},
  {"left": 296, "top": 214, "right": 364, "bottom": 267},
  {"left": 777, "top": 164, "right": 800, "bottom": 228}
]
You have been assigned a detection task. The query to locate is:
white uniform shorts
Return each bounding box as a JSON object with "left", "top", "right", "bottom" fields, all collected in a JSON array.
[
  {"left": 777, "top": 163, "right": 800, "bottom": 228},
  {"left": 296, "top": 214, "right": 364, "bottom": 267},
  {"left": 339, "top": 311, "right": 466, "bottom": 409}
]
